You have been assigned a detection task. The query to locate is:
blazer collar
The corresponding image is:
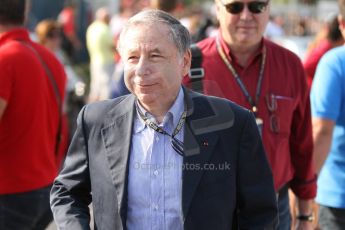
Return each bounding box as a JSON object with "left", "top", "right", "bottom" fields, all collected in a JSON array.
[
  {"left": 101, "top": 89, "right": 234, "bottom": 224},
  {"left": 182, "top": 88, "right": 223, "bottom": 220},
  {"left": 101, "top": 94, "right": 136, "bottom": 226}
]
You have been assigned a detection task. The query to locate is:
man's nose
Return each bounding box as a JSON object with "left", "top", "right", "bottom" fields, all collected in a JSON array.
[
  {"left": 239, "top": 5, "right": 254, "bottom": 20},
  {"left": 135, "top": 56, "right": 151, "bottom": 76}
]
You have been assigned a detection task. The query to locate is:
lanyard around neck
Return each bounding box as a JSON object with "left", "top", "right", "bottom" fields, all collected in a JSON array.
[
  {"left": 135, "top": 101, "right": 187, "bottom": 138},
  {"left": 216, "top": 37, "right": 266, "bottom": 114}
]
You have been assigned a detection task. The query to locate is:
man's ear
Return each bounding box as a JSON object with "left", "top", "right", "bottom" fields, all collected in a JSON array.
[
  {"left": 338, "top": 14, "right": 345, "bottom": 31},
  {"left": 181, "top": 49, "right": 192, "bottom": 77}
]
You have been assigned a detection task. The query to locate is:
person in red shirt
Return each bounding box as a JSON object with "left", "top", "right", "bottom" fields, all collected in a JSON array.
[
  {"left": 0, "top": 0, "right": 66, "bottom": 228},
  {"left": 303, "top": 15, "right": 343, "bottom": 89},
  {"left": 58, "top": 0, "right": 82, "bottom": 60},
  {"left": 183, "top": 0, "right": 316, "bottom": 229}
]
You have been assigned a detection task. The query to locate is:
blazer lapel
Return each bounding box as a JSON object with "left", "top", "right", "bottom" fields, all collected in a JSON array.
[
  {"left": 101, "top": 95, "right": 136, "bottom": 224},
  {"left": 182, "top": 89, "right": 220, "bottom": 220}
]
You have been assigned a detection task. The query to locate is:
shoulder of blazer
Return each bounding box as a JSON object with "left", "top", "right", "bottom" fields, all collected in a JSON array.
[
  {"left": 187, "top": 90, "right": 250, "bottom": 119},
  {"left": 185, "top": 91, "right": 254, "bottom": 134},
  {"left": 82, "top": 94, "right": 135, "bottom": 125}
]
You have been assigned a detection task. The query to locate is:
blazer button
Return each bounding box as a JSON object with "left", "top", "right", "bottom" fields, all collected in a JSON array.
[{"left": 202, "top": 140, "right": 208, "bottom": 147}]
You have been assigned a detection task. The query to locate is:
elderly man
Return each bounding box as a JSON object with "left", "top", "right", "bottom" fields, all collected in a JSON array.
[
  {"left": 183, "top": 0, "right": 316, "bottom": 229},
  {"left": 51, "top": 9, "right": 277, "bottom": 229}
]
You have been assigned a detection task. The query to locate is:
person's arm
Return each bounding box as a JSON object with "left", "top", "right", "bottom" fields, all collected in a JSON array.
[
  {"left": 289, "top": 59, "right": 317, "bottom": 230},
  {"left": 310, "top": 47, "right": 341, "bottom": 176},
  {"left": 237, "top": 111, "right": 278, "bottom": 229},
  {"left": 312, "top": 118, "right": 335, "bottom": 174},
  {"left": 50, "top": 105, "right": 92, "bottom": 230},
  {"left": 293, "top": 119, "right": 332, "bottom": 229},
  {"left": 308, "top": 48, "right": 341, "bottom": 229},
  {"left": 295, "top": 199, "right": 314, "bottom": 230},
  {"left": 0, "top": 97, "right": 7, "bottom": 121}
]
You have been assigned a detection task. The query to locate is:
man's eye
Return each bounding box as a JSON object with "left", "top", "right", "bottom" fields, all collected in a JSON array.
[
  {"left": 128, "top": 56, "right": 138, "bottom": 61},
  {"left": 151, "top": 54, "right": 162, "bottom": 59}
]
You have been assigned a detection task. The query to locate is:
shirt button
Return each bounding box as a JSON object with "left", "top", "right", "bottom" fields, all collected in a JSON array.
[
  {"left": 152, "top": 203, "right": 159, "bottom": 211},
  {"left": 155, "top": 137, "right": 159, "bottom": 142},
  {"left": 153, "top": 170, "right": 159, "bottom": 176}
]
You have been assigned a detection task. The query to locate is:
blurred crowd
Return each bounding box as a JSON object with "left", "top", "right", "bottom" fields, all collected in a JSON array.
[{"left": 41, "top": 0, "right": 342, "bottom": 150}]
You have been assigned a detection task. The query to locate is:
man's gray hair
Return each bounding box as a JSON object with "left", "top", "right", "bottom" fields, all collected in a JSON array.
[{"left": 118, "top": 9, "right": 191, "bottom": 56}]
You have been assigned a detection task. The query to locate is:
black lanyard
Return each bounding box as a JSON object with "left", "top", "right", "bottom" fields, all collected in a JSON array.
[
  {"left": 136, "top": 101, "right": 187, "bottom": 137},
  {"left": 216, "top": 37, "right": 266, "bottom": 114}
]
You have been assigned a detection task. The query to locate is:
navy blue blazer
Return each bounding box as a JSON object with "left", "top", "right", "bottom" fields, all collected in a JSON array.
[{"left": 51, "top": 88, "right": 278, "bottom": 229}]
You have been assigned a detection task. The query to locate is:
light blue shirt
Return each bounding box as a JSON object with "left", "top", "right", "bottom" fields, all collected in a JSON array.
[
  {"left": 311, "top": 46, "right": 345, "bottom": 208},
  {"left": 127, "top": 88, "right": 184, "bottom": 230}
]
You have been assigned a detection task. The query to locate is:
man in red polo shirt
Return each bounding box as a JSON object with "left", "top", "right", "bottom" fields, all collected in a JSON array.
[
  {"left": 0, "top": 0, "right": 66, "bottom": 228},
  {"left": 183, "top": 0, "right": 316, "bottom": 229}
]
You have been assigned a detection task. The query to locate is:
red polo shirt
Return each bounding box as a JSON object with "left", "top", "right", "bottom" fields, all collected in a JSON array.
[
  {"left": 303, "top": 39, "right": 333, "bottom": 88},
  {"left": 0, "top": 29, "right": 66, "bottom": 194},
  {"left": 58, "top": 7, "right": 76, "bottom": 37},
  {"left": 183, "top": 34, "right": 316, "bottom": 199}
]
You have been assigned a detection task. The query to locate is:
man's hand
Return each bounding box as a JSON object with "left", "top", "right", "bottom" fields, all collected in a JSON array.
[
  {"left": 0, "top": 97, "right": 8, "bottom": 121},
  {"left": 295, "top": 220, "right": 314, "bottom": 230},
  {"left": 295, "top": 199, "right": 315, "bottom": 230}
]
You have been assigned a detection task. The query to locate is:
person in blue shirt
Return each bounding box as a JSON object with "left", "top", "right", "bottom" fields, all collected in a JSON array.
[{"left": 311, "top": 0, "right": 345, "bottom": 229}]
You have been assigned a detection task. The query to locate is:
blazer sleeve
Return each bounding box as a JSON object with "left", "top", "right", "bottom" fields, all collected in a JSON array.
[
  {"left": 236, "top": 111, "right": 278, "bottom": 229},
  {"left": 50, "top": 105, "right": 92, "bottom": 230}
]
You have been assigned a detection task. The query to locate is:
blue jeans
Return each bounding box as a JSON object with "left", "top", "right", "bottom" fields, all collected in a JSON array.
[
  {"left": 277, "top": 189, "right": 291, "bottom": 230},
  {"left": 0, "top": 185, "right": 52, "bottom": 230}
]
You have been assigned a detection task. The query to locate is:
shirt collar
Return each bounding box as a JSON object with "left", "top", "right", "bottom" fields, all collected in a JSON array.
[
  {"left": 133, "top": 87, "right": 185, "bottom": 134},
  {"left": 167, "top": 87, "right": 185, "bottom": 128},
  {"left": 218, "top": 31, "right": 265, "bottom": 66},
  {"left": 0, "top": 28, "right": 30, "bottom": 47}
]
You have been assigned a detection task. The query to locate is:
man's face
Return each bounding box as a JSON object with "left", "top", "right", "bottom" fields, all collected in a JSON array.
[
  {"left": 120, "top": 22, "right": 190, "bottom": 109},
  {"left": 216, "top": 0, "right": 270, "bottom": 47}
]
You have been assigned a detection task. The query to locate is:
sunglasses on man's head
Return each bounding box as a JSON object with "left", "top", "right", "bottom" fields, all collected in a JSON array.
[{"left": 221, "top": 0, "right": 269, "bottom": 14}]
